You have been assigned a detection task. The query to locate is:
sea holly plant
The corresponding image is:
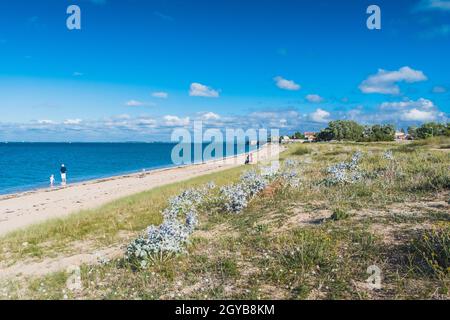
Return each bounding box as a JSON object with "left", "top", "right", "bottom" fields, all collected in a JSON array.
[
  {"left": 126, "top": 163, "right": 304, "bottom": 265},
  {"left": 383, "top": 150, "right": 394, "bottom": 161},
  {"left": 324, "top": 151, "right": 364, "bottom": 185},
  {"left": 125, "top": 184, "right": 213, "bottom": 266},
  {"left": 219, "top": 170, "right": 270, "bottom": 214}
]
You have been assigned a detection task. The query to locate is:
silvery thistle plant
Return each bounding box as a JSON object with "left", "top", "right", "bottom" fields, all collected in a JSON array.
[
  {"left": 220, "top": 170, "right": 271, "bottom": 214},
  {"left": 325, "top": 151, "right": 364, "bottom": 185},
  {"left": 125, "top": 183, "right": 213, "bottom": 264},
  {"left": 383, "top": 150, "right": 394, "bottom": 160}
]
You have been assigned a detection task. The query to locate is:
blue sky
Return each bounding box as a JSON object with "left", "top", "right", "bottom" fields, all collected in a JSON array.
[{"left": 0, "top": 0, "right": 449, "bottom": 141}]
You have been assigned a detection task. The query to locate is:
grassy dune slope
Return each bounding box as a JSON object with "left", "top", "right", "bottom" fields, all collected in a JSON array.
[{"left": 1, "top": 138, "right": 449, "bottom": 300}]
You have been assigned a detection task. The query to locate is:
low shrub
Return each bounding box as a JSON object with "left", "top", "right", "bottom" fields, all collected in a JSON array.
[
  {"left": 331, "top": 208, "right": 350, "bottom": 221},
  {"left": 412, "top": 225, "right": 450, "bottom": 278},
  {"left": 292, "top": 146, "right": 310, "bottom": 156},
  {"left": 324, "top": 151, "right": 363, "bottom": 185}
]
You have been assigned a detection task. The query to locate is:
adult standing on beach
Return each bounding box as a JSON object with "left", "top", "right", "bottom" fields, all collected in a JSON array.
[{"left": 60, "top": 164, "right": 67, "bottom": 186}]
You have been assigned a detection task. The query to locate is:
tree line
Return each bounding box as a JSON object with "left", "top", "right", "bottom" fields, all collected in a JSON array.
[
  {"left": 308, "top": 120, "right": 450, "bottom": 142},
  {"left": 407, "top": 122, "right": 450, "bottom": 140}
]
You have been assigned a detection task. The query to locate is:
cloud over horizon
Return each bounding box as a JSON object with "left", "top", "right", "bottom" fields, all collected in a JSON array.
[
  {"left": 274, "top": 76, "right": 301, "bottom": 91},
  {"left": 359, "top": 66, "right": 427, "bottom": 95},
  {"left": 416, "top": 0, "right": 450, "bottom": 11},
  {"left": 189, "top": 83, "right": 220, "bottom": 98}
]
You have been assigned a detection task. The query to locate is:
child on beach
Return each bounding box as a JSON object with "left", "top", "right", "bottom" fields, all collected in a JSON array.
[{"left": 50, "top": 174, "right": 55, "bottom": 187}]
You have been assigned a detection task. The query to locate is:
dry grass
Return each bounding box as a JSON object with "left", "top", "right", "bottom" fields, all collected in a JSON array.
[{"left": 1, "top": 138, "right": 449, "bottom": 300}]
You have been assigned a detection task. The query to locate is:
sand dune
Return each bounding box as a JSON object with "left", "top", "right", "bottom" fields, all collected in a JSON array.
[{"left": 0, "top": 143, "right": 282, "bottom": 236}]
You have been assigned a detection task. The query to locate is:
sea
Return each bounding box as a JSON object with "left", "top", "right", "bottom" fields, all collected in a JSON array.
[{"left": 0, "top": 142, "right": 259, "bottom": 195}]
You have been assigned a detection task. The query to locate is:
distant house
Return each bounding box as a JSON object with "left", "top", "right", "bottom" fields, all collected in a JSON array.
[
  {"left": 395, "top": 131, "right": 407, "bottom": 141},
  {"left": 280, "top": 136, "right": 291, "bottom": 143},
  {"left": 304, "top": 132, "right": 316, "bottom": 142}
]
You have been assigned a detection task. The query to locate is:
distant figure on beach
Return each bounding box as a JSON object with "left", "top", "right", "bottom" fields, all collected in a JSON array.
[
  {"left": 50, "top": 174, "right": 55, "bottom": 187},
  {"left": 60, "top": 164, "right": 67, "bottom": 185},
  {"left": 245, "top": 154, "right": 250, "bottom": 165}
]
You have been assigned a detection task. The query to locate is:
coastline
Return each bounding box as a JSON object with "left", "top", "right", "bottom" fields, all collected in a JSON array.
[
  {"left": 0, "top": 143, "right": 283, "bottom": 236},
  {"left": 0, "top": 142, "right": 260, "bottom": 197}
]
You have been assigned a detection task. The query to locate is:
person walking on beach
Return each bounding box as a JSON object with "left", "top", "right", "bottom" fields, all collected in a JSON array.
[
  {"left": 50, "top": 174, "right": 55, "bottom": 187},
  {"left": 60, "top": 164, "right": 67, "bottom": 186}
]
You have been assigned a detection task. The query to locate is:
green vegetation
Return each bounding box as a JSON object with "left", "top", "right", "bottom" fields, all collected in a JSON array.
[
  {"left": 330, "top": 208, "right": 350, "bottom": 221},
  {"left": 316, "top": 120, "right": 365, "bottom": 142},
  {"left": 291, "top": 131, "right": 305, "bottom": 140},
  {"left": 408, "top": 122, "right": 450, "bottom": 140},
  {"left": 361, "top": 124, "right": 396, "bottom": 142},
  {"left": 292, "top": 146, "right": 310, "bottom": 156},
  {"left": 316, "top": 120, "right": 449, "bottom": 142},
  {"left": 1, "top": 138, "right": 449, "bottom": 300},
  {"left": 0, "top": 166, "right": 246, "bottom": 263},
  {"left": 412, "top": 225, "right": 450, "bottom": 279}
]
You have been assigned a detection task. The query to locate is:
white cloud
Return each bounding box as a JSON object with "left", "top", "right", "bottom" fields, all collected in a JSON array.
[
  {"left": 274, "top": 76, "right": 301, "bottom": 91},
  {"left": 417, "top": 0, "right": 450, "bottom": 11},
  {"left": 163, "top": 115, "right": 190, "bottom": 126},
  {"left": 37, "top": 119, "right": 55, "bottom": 125},
  {"left": 64, "top": 119, "right": 82, "bottom": 125},
  {"left": 359, "top": 66, "right": 427, "bottom": 94},
  {"left": 377, "top": 97, "right": 445, "bottom": 123},
  {"left": 73, "top": 72, "right": 83, "bottom": 77},
  {"left": 152, "top": 91, "right": 169, "bottom": 99},
  {"left": 432, "top": 86, "right": 447, "bottom": 93},
  {"left": 309, "top": 108, "right": 331, "bottom": 123},
  {"left": 136, "top": 118, "right": 157, "bottom": 127},
  {"left": 305, "top": 94, "right": 324, "bottom": 103},
  {"left": 126, "top": 100, "right": 144, "bottom": 107},
  {"left": 401, "top": 109, "right": 437, "bottom": 121},
  {"left": 115, "top": 114, "right": 131, "bottom": 120},
  {"left": 125, "top": 100, "right": 155, "bottom": 107},
  {"left": 201, "top": 112, "right": 220, "bottom": 121},
  {"left": 380, "top": 98, "right": 435, "bottom": 110},
  {"left": 189, "top": 83, "right": 219, "bottom": 98}
]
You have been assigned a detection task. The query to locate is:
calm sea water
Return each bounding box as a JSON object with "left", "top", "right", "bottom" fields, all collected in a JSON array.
[{"left": 0, "top": 142, "right": 258, "bottom": 195}]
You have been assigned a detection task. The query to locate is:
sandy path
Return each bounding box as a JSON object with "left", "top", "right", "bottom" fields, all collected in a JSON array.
[{"left": 0, "top": 143, "right": 282, "bottom": 236}]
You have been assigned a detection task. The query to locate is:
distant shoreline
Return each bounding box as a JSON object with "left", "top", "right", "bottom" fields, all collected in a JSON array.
[
  {"left": 0, "top": 145, "right": 255, "bottom": 200},
  {"left": 0, "top": 143, "right": 282, "bottom": 236},
  {"left": 0, "top": 141, "right": 263, "bottom": 197}
]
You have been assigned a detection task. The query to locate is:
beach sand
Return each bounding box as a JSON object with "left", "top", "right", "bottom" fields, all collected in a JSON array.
[{"left": 0, "top": 143, "right": 283, "bottom": 236}]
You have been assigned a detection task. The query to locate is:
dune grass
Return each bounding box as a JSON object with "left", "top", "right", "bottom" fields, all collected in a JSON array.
[
  {"left": 1, "top": 138, "right": 449, "bottom": 300},
  {"left": 0, "top": 166, "right": 247, "bottom": 263}
]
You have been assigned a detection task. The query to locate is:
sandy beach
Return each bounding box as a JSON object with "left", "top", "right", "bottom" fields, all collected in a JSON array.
[{"left": 0, "top": 143, "right": 282, "bottom": 236}]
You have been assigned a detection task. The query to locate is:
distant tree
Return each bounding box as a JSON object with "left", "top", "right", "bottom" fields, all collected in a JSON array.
[
  {"left": 362, "top": 124, "right": 395, "bottom": 142},
  {"left": 317, "top": 121, "right": 449, "bottom": 142},
  {"left": 316, "top": 120, "right": 364, "bottom": 141},
  {"left": 291, "top": 131, "right": 305, "bottom": 139},
  {"left": 414, "top": 122, "right": 448, "bottom": 139},
  {"left": 407, "top": 126, "right": 417, "bottom": 139}
]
